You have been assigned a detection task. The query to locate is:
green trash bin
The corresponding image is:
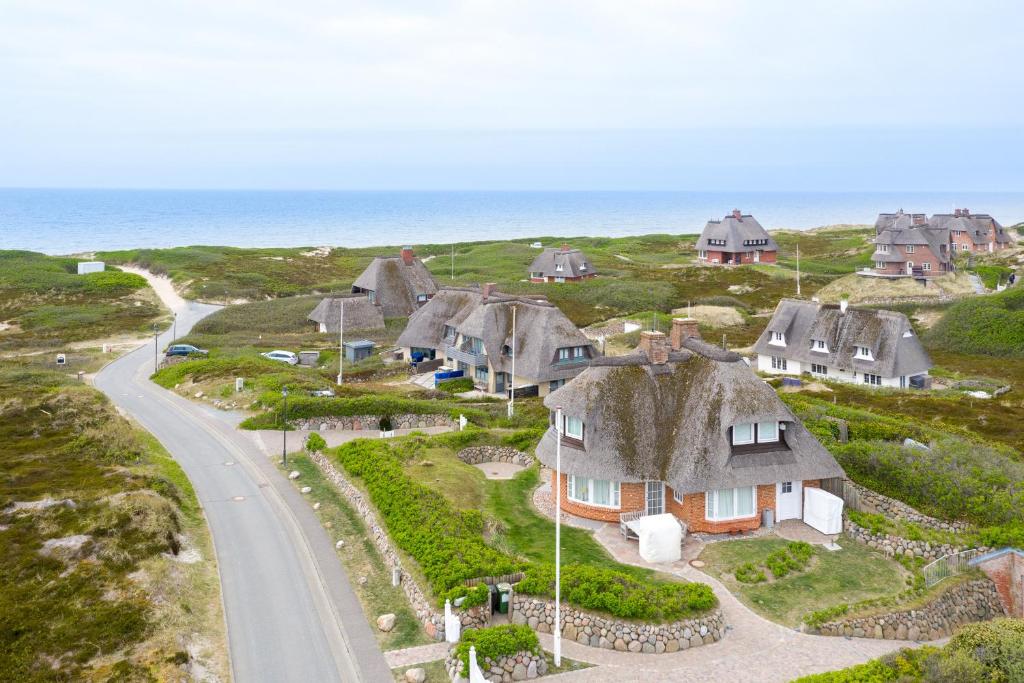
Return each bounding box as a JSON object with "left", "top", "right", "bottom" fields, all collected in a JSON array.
[{"left": 497, "top": 582, "right": 512, "bottom": 614}]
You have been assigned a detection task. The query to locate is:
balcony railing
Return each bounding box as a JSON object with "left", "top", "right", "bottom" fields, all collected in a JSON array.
[{"left": 445, "top": 345, "right": 488, "bottom": 367}]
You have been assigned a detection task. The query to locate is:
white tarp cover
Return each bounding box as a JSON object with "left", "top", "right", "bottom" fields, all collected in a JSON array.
[
  {"left": 625, "top": 513, "right": 682, "bottom": 563},
  {"left": 803, "top": 487, "right": 844, "bottom": 535}
]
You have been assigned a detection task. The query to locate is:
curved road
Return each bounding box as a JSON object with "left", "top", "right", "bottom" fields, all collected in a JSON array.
[{"left": 95, "top": 296, "right": 390, "bottom": 682}]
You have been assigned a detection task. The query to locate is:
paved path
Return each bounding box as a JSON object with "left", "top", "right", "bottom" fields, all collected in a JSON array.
[
  {"left": 384, "top": 642, "right": 451, "bottom": 668},
  {"left": 94, "top": 279, "right": 390, "bottom": 682}
]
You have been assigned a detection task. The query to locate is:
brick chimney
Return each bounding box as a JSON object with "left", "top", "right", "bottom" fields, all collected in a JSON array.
[
  {"left": 731, "top": 209, "right": 742, "bottom": 220},
  {"left": 913, "top": 214, "right": 926, "bottom": 225},
  {"left": 560, "top": 243, "right": 571, "bottom": 252},
  {"left": 962, "top": 208, "right": 970, "bottom": 217},
  {"left": 669, "top": 317, "right": 700, "bottom": 350},
  {"left": 954, "top": 208, "right": 962, "bottom": 217},
  {"left": 638, "top": 331, "right": 669, "bottom": 364},
  {"left": 481, "top": 282, "right": 497, "bottom": 301},
  {"left": 400, "top": 246, "right": 414, "bottom": 265}
]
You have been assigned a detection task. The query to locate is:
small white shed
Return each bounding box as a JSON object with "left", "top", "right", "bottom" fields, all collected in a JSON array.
[
  {"left": 625, "top": 513, "right": 683, "bottom": 563},
  {"left": 803, "top": 487, "right": 844, "bottom": 535},
  {"left": 77, "top": 261, "right": 105, "bottom": 275}
]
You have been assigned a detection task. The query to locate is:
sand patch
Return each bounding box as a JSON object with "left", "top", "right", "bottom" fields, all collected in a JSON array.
[
  {"left": 301, "top": 246, "right": 332, "bottom": 258},
  {"left": 672, "top": 305, "right": 744, "bottom": 327},
  {"left": 815, "top": 272, "right": 976, "bottom": 304},
  {"left": 119, "top": 266, "right": 188, "bottom": 314}
]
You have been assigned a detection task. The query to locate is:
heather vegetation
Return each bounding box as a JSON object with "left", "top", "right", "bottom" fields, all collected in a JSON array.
[{"left": 927, "top": 286, "right": 1024, "bottom": 357}]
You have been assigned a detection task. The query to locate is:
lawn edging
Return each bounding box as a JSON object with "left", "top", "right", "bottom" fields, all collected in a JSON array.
[
  {"left": 510, "top": 594, "right": 725, "bottom": 653},
  {"left": 810, "top": 578, "right": 1004, "bottom": 641}
]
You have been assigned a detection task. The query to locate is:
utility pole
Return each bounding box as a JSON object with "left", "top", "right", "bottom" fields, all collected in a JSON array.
[
  {"left": 337, "top": 298, "right": 345, "bottom": 386},
  {"left": 796, "top": 244, "right": 801, "bottom": 296},
  {"left": 508, "top": 305, "right": 516, "bottom": 417},
  {"left": 554, "top": 405, "right": 563, "bottom": 667},
  {"left": 281, "top": 387, "right": 289, "bottom": 465},
  {"left": 173, "top": 313, "right": 177, "bottom": 341}
]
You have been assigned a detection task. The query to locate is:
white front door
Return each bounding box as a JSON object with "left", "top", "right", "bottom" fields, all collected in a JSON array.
[
  {"left": 754, "top": 250, "right": 760, "bottom": 263},
  {"left": 776, "top": 481, "right": 803, "bottom": 521},
  {"left": 646, "top": 481, "right": 665, "bottom": 516}
]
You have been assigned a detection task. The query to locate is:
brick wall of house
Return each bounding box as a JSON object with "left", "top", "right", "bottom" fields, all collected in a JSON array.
[
  {"left": 974, "top": 552, "right": 1023, "bottom": 618},
  {"left": 664, "top": 484, "right": 777, "bottom": 534},
  {"left": 702, "top": 250, "right": 725, "bottom": 263},
  {"left": 804, "top": 479, "right": 821, "bottom": 489},
  {"left": 701, "top": 250, "right": 777, "bottom": 265},
  {"left": 874, "top": 244, "right": 944, "bottom": 276},
  {"left": 552, "top": 471, "right": 643, "bottom": 522}
]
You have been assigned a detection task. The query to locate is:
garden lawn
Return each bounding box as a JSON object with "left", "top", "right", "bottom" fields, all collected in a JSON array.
[{"left": 698, "top": 535, "right": 907, "bottom": 627}]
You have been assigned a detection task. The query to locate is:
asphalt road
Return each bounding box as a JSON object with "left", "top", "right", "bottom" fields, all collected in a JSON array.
[{"left": 95, "top": 299, "right": 391, "bottom": 683}]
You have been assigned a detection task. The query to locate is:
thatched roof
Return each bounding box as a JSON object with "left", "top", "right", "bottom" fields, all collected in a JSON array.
[
  {"left": 753, "top": 299, "right": 932, "bottom": 378},
  {"left": 528, "top": 246, "right": 595, "bottom": 278},
  {"left": 352, "top": 252, "right": 438, "bottom": 317},
  {"left": 308, "top": 295, "right": 385, "bottom": 332},
  {"left": 535, "top": 337, "right": 843, "bottom": 493},
  {"left": 396, "top": 285, "right": 595, "bottom": 382},
  {"left": 697, "top": 211, "right": 778, "bottom": 253}
]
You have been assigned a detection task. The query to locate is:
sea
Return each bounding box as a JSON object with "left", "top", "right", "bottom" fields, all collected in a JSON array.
[{"left": 1, "top": 189, "right": 1022, "bottom": 255}]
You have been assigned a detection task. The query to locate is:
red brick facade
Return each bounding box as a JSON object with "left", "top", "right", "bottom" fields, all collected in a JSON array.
[
  {"left": 973, "top": 551, "right": 1023, "bottom": 618},
  {"left": 554, "top": 472, "right": 822, "bottom": 533},
  {"left": 701, "top": 249, "right": 777, "bottom": 266},
  {"left": 949, "top": 228, "right": 1007, "bottom": 254},
  {"left": 529, "top": 273, "right": 597, "bottom": 283},
  {"left": 873, "top": 245, "right": 947, "bottom": 277}
]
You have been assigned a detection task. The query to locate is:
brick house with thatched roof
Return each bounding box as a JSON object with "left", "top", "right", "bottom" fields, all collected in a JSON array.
[
  {"left": 351, "top": 246, "right": 438, "bottom": 317},
  {"left": 535, "top": 319, "right": 843, "bottom": 533},
  {"left": 528, "top": 245, "right": 596, "bottom": 282},
  {"left": 696, "top": 210, "right": 778, "bottom": 265},
  {"left": 396, "top": 284, "right": 595, "bottom": 396}
]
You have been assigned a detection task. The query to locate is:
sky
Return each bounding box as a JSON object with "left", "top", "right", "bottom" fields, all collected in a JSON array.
[{"left": 1, "top": 0, "right": 1022, "bottom": 190}]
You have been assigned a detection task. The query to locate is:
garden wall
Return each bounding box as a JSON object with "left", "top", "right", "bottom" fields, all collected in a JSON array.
[
  {"left": 846, "top": 480, "right": 970, "bottom": 534},
  {"left": 445, "top": 648, "right": 548, "bottom": 682},
  {"left": 814, "top": 578, "right": 1005, "bottom": 641},
  {"left": 843, "top": 517, "right": 988, "bottom": 562},
  {"left": 457, "top": 446, "right": 535, "bottom": 467},
  {"left": 296, "top": 413, "right": 456, "bottom": 432},
  {"left": 510, "top": 594, "right": 725, "bottom": 653}
]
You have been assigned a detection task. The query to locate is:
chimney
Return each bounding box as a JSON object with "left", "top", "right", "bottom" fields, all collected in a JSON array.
[
  {"left": 954, "top": 208, "right": 961, "bottom": 217},
  {"left": 669, "top": 317, "right": 700, "bottom": 350},
  {"left": 400, "top": 246, "right": 414, "bottom": 265},
  {"left": 560, "top": 243, "right": 571, "bottom": 252},
  {"left": 638, "top": 331, "right": 669, "bottom": 365},
  {"left": 913, "top": 214, "right": 925, "bottom": 225},
  {"left": 481, "top": 282, "right": 497, "bottom": 301},
  {"left": 962, "top": 208, "right": 970, "bottom": 217},
  {"left": 840, "top": 298, "right": 849, "bottom": 314},
  {"left": 731, "top": 209, "right": 742, "bottom": 220}
]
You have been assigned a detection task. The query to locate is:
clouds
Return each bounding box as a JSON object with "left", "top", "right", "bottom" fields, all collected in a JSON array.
[{"left": 1, "top": 0, "right": 1021, "bottom": 188}]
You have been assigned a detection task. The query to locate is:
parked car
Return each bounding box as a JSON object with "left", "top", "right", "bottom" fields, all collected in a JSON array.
[
  {"left": 261, "top": 350, "right": 298, "bottom": 365},
  {"left": 310, "top": 388, "right": 336, "bottom": 397},
  {"left": 165, "top": 344, "right": 208, "bottom": 357}
]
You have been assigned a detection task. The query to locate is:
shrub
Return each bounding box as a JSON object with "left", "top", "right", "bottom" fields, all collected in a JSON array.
[
  {"left": 946, "top": 619, "right": 1024, "bottom": 677},
  {"left": 454, "top": 625, "right": 539, "bottom": 672},
  {"left": 846, "top": 510, "right": 892, "bottom": 536},
  {"left": 971, "top": 265, "right": 1014, "bottom": 290},
  {"left": 516, "top": 563, "right": 716, "bottom": 621},
  {"left": 442, "top": 583, "right": 490, "bottom": 609},
  {"left": 437, "top": 377, "right": 474, "bottom": 393},
  {"left": 305, "top": 433, "right": 327, "bottom": 453},
  {"left": 926, "top": 286, "right": 1024, "bottom": 357},
  {"left": 734, "top": 562, "right": 766, "bottom": 584},
  {"left": 80, "top": 270, "right": 148, "bottom": 294},
  {"left": 804, "top": 603, "right": 849, "bottom": 629}
]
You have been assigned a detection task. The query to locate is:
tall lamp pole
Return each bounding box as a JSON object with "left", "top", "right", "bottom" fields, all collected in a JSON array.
[
  {"left": 554, "top": 405, "right": 563, "bottom": 667},
  {"left": 337, "top": 299, "right": 345, "bottom": 385},
  {"left": 508, "top": 305, "right": 517, "bottom": 417},
  {"left": 153, "top": 324, "right": 159, "bottom": 373},
  {"left": 281, "top": 386, "right": 289, "bottom": 465},
  {"left": 796, "top": 244, "right": 801, "bottom": 296},
  {"left": 173, "top": 313, "right": 177, "bottom": 341}
]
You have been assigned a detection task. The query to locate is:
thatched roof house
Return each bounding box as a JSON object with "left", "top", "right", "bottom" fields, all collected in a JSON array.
[
  {"left": 528, "top": 245, "right": 596, "bottom": 282},
  {"left": 697, "top": 210, "right": 778, "bottom": 265},
  {"left": 754, "top": 298, "right": 932, "bottom": 388},
  {"left": 351, "top": 247, "right": 438, "bottom": 317},
  {"left": 397, "top": 284, "right": 595, "bottom": 396},
  {"left": 535, "top": 319, "right": 843, "bottom": 532},
  {"left": 307, "top": 294, "right": 385, "bottom": 333}
]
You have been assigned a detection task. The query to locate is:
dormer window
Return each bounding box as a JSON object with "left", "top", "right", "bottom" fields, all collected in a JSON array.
[
  {"left": 557, "top": 346, "right": 587, "bottom": 362},
  {"left": 579, "top": 262, "right": 587, "bottom": 271},
  {"left": 879, "top": 244, "right": 889, "bottom": 253},
  {"left": 769, "top": 331, "right": 786, "bottom": 346},
  {"left": 732, "top": 421, "right": 780, "bottom": 445},
  {"left": 416, "top": 293, "right": 428, "bottom": 303},
  {"left": 555, "top": 263, "right": 564, "bottom": 272},
  {"left": 443, "top": 325, "right": 456, "bottom": 340},
  {"left": 810, "top": 339, "right": 828, "bottom": 353},
  {"left": 502, "top": 344, "right": 513, "bottom": 357},
  {"left": 856, "top": 346, "right": 873, "bottom": 360},
  {"left": 367, "top": 290, "right": 377, "bottom": 304},
  {"left": 556, "top": 414, "right": 584, "bottom": 440}
]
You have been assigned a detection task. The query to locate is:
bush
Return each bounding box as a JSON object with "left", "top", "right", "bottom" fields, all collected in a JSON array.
[
  {"left": 804, "top": 604, "right": 849, "bottom": 629},
  {"left": 454, "top": 625, "right": 539, "bottom": 673},
  {"left": 971, "top": 265, "right": 1014, "bottom": 290},
  {"left": 305, "top": 433, "right": 326, "bottom": 453},
  {"left": 442, "top": 583, "right": 490, "bottom": 609},
  {"left": 946, "top": 619, "right": 1024, "bottom": 677},
  {"left": 765, "top": 542, "right": 813, "bottom": 579},
  {"left": 437, "top": 377, "right": 474, "bottom": 393},
  {"left": 926, "top": 286, "right": 1024, "bottom": 357},
  {"left": 516, "top": 563, "right": 716, "bottom": 621},
  {"left": 734, "top": 562, "right": 766, "bottom": 584}
]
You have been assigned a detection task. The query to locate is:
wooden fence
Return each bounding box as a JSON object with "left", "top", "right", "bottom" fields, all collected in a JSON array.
[
  {"left": 819, "top": 477, "right": 862, "bottom": 512},
  {"left": 464, "top": 572, "right": 525, "bottom": 588}
]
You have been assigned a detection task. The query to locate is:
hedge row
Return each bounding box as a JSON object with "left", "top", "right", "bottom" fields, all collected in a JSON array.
[
  {"left": 241, "top": 395, "right": 487, "bottom": 430},
  {"left": 331, "top": 439, "right": 717, "bottom": 620},
  {"left": 455, "top": 625, "right": 540, "bottom": 672}
]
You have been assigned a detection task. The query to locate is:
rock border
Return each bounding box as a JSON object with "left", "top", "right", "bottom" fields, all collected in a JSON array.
[
  {"left": 296, "top": 413, "right": 456, "bottom": 432},
  {"left": 510, "top": 594, "right": 725, "bottom": 653},
  {"left": 457, "top": 446, "right": 535, "bottom": 468},
  {"left": 446, "top": 646, "right": 548, "bottom": 683},
  {"left": 813, "top": 578, "right": 1005, "bottom": 641},
  {"left": 847, "top": 481, "right": 970, "bottom": 533}
]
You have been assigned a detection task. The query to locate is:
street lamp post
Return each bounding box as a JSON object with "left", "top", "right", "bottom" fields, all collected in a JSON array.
[
  {"left": 508, "top": 305, "right": 516, "bottom": 417},
  {"left": 554, "top": 405, "right": 562, "bottom": 667},
  {"left": 281, "top": 386, "right": 289, "bottom": 465},
  {"left": 153, "top": 324, "right": 159, "bottom": 373},
  {"left": 173, "top": 312, "right": 177, "bottom": 340},
  {"left": 337, "top": 299, "right": 344, "bottom": 386}
]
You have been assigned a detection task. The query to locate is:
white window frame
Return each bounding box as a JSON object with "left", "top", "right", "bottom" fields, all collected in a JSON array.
[
  {"left": 732, "top": 423, "right": 755, "bottom": 445},
  {"left": 771, "top": 355, "right": 787, "bottom": 370},
  {"left": 769, "top": 331, "right": 786, "bottom": 347},
  {"left": 857, "top": 346, "right": 873, "bottom": 360},
  {"left": 863, "top": 373, "right": 882, "bottom": 386},
  {"left": 905, "top": 244, "right": 915, "bottom": 253},
  {"left": 564, "top": 415, "right": 584, "bottom": 439},
  {"left": 705, "top": 486, "right": 757, "bottom": 521},
  {"left": 811, "top": 363, "right": 828, "bottom": 375},
  {"left": 568, "top": 476, "right": 620, "bottom": 509},
  {"left": 579, "top": 262, "right": 587, "bottom": 271},
  {"left": 756, "top": 421, "right": 779, "bottom": 443},
  {"left": 922, "top": 262, "right": 931, "bottom": 271},
  {"left": 879, "top": 244, "right": 889, "bottom": 253},
  {"left": 555, "top": 263, "right": 564, "bottom": 272},
  {"left": 876, "top": 261, "right": 885, "bottom": 269},
  {"left": 811, "top": 339, "right": 828, "bottom": 353}
]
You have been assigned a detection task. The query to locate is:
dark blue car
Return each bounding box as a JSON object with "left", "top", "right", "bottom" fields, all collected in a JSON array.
[{"left": 165, "top": 344, "right": 208, "bottom": 358}]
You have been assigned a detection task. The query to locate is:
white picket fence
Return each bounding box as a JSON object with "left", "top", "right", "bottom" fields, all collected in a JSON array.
[
  {"left": 468, "top": 646, "right": 486, "bottom": 683},
  {"left": 444, "top": 599, "right": 461, "bottom": 643},
  {"left": 922, "top": 548, "right": 981, "bottom": 588}
]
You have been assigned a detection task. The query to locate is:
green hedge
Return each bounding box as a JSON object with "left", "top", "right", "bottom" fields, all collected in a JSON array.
[
  {"left": 515, "top": 563, "right": 716, "bottom": 621},
  {"left": 442, "top": 583, "right": 490, "bottom": 609},
  {"left": 454, "top": 625, "right": 539, "bottom": 672},
  {"left": 971, "top": 265, "right": 1014, "bottom": 290},
  {"left": 926, "top": 286, "right": 1024, "bottom": 357},
  {"left": 240, "top": 395, "right": 485, "bottom": 430},
  {"left": 437, "top": 377, "right": 474, "bottom": 393}
]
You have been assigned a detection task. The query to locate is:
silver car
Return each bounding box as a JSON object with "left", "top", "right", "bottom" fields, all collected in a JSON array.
[{"left": 261, "top": 350, "right": 298, "bottom": 365}]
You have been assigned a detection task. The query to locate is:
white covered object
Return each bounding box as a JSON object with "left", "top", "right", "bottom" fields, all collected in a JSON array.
[
  {"left": 77, "top": 261, "right": 105, "bottom": 275},
  {"left": 803, "top": 487, "right": 844, "bottom": 535},
  {"left": 625, "top": 513, "right": 682, "bottom": 563}
]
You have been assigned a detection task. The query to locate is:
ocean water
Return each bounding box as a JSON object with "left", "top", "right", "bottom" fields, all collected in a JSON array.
[{"left": 1, "top": 189, "right": 1022, "bottom": 254}]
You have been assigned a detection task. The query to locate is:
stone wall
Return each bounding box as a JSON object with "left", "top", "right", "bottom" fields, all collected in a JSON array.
[
  {"left": 445, "top": 647, "right": 547, "bottom": 683},
  {"left": 457, "top": 446, "right": 535, "bottom": 467},
  {"left": 843, "top": 518, "right": 978, "bottom": 562},
  {"left": 847, "top": 481, "right": 970, "bottom": 534},
  {"left": 814, "top": 579, "right": 1006, "bottom": 641},
  {"left": 510, "top": 594, "right": 725, "bottom": 653},
  {"left": 296, "top": 413, "right": 456, "bottom": 432}
]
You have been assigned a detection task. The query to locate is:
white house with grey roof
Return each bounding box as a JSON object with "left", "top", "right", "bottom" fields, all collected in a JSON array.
[
  {"left": 535, "top": 319, "right": 844, "bottom": 534},
  {"left": 696, "top": 210, "right": 778, "bottom": 265},
  {"left": 351, "top": 247, "right": 438, "bottom": 318},
  {"left": 754, "top": 298, "right": 932, "bottom": 389},
  {"left": 396, "top": 284, "right": 595, "bottom": 396},
  {"left": 528, "top": 245, "right": 596, "bottom": 282}
]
